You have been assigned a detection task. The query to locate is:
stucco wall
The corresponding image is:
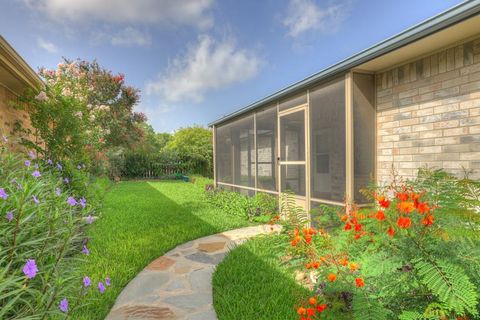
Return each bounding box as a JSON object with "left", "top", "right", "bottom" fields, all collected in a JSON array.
[{"left": 376, "top": 36, "right": 480, "bottom": 184}]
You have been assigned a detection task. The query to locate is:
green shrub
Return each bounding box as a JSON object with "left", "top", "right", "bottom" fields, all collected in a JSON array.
[
  {"left": 0, "top": 141, "right": 108, "bottom": 318},
  {"left": 117, "top": 151, "right": 209, "bottom": 179},
  {"left": 205, "top": 187, "right": 278, "bottom": 221}
]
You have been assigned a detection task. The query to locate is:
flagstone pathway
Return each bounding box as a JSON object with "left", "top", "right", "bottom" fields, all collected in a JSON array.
[{"left": 106, "top": 224, "right": 282, "bottom": 320}]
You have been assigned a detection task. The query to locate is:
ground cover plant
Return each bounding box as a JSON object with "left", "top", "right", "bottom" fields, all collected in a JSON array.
[
  {"left": 0, "top": 138, "right": 109, "bottom": 318},
  {"left": 73, "top": 177, "right": 253, "bottom": 319}
]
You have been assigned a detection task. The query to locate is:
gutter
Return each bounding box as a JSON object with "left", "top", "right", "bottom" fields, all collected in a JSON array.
[{"left": 209, "top": 0, "right": 480, "bottom": 127}]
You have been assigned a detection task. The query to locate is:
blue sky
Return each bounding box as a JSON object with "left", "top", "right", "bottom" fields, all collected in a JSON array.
[{"left": 0, "top": 0, "right": 463, "bottom": 133}]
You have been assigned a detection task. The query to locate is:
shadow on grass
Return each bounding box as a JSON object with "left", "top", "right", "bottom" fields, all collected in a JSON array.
[
  {"left": 212, "top": 235, "right": 310, "bottom": 320},
  {"left": 74, "top": 180, "right": 249, "bottom": 319}
]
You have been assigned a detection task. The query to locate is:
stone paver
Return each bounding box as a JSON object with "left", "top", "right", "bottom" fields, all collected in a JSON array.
[{"left": 106, "top": 225, "right": 281, "bottom": 320}]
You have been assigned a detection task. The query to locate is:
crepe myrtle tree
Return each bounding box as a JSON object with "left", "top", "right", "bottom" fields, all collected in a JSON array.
[{"left": 14, "top": 58, "right": 147, "bottom": 163}]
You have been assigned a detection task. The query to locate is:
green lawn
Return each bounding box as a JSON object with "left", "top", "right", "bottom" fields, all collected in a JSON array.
[
  {"left": 73, "top": 177, "right": 252, "bottom": 319},
  {"left": 213, "top": 235, "right": 310, "bottom": 320}
]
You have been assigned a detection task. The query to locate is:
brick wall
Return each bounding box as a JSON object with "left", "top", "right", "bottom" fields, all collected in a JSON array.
[
  {"left": 0, "top": 84, "right": 33, "bottom": 145},
  {"left": 376, "top": 36, "right": 480, "bottom": 184}
]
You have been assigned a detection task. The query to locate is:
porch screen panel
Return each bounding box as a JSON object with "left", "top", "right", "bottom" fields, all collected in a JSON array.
[
  {"left": 353, "top": 73, "right": 375, "bottom": 203},
  {"left": 279, "top": 92, "right": 307, "bottom": 111},
  {"left": 216, "top": 124, "right": 233, "bottom": 184},
  {"left": 310, "top": 77, "right": 346, "bottom": 202},
  {"left": 216, "top": 115, "right": 255, "bottom": 187},
  {"left": 256, "top": 105, "right": 278, "bottom": 191}
]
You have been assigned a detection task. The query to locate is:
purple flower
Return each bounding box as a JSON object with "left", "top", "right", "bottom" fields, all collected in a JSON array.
[
  {"left": 82, "top": 245, "right": 89, "bottom": 256},
  {"left": 23, "top": 259, "right": 38, "bottom": 279},
  {"left": 32, "top": 170, "right": 41, "bottom": 178},
  {"left": 87, "top": 215, "right": 93, "bottom": 224},
  {"left": 56, "top": 163, "right": 63, "bottom": 170},
  {"left": 55, "top": 188, "right": 61, "bottom": 197},
  {"left": 79, "top": 197, "right": 87, "bottom": 208},
  {"left": 64, "top": 178, "right": 69, "bottom": 184},
  {"left": 34, "top": 163, "right": 39, "bottom": 169},
  {"left": 0, "top": 188, "right": 8, "bottom": 200},
  {"left": 47, "top": 159, "right": 53, "bottom": 165},
  {"left": 6, "top": 211, "right": 13, "bottom": 222},
  {"left": 98, "top": 282, "right": 105, "bottom": 294},
  {"left": 2, "top": 135, "right": 7, "bottom": 142},
  {"left": 67, "top": 197, "right": 77, "bottom": 206},
  {"left": 24, "top": 160, "right": 31, "bottom": 167},
  {"left": 28, "top": 151, "right": 36, "bottom": 159},
  {"left": 83, "top": 276, "right": 91, "bottom": 287},
  {"left": 105, "top": 277, "right": 111, "bottom": 286},
  {"left": 59, "top": 298, "right": 68, "bottom": 313},
  {"left": 32, "top": 195, "right": 40, "bottom": 204}
]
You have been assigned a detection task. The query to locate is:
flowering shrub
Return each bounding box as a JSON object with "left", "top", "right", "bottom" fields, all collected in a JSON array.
[
  {"left": 0, "top": 139, "right": 111, "bottom": 318},
  {"left": 286, "top": 170, "right": 480, "bottom": 319},
  {"left": 14, "top": 59, "right": 147, "bottom": 173}
]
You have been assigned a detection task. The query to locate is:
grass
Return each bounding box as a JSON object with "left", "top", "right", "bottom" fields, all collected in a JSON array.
[
  {"left": 73, "top": 177, "right": 252, "bottom": 319},
  {"left": 213, "top": 235, "right": 310, "bottom": 320}
]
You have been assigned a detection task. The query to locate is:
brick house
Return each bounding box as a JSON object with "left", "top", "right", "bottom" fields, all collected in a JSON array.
[
  {"left": 209, "top": 2, "right": 480, "bottom": 210},
  {"left": 0, "top": 35, "right": 42, "bottom": 144}
]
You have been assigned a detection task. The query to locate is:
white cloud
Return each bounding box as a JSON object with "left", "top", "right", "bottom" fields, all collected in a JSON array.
[
  {"left": 37, "top": 37, "right": 58, "bottom": 53},
  {"left": 24, "top": 0, "right": 214, "bottom": 29},
  {"left": 110, "top": 27, "right": 152, "bottom": 47},
  {"left": 146, "top": 35, "right": 261, "bottom": 103},
  {"left": 283, "top": 0, "right": 350, "bottom": 37}
]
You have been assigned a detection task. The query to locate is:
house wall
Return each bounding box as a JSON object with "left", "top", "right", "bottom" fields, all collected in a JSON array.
[
  {"left": 0, "top": 84, "right": 31, "bottom": 140},
  {"left": 376, "top": 35, "right": 480, "bottom": 184}
]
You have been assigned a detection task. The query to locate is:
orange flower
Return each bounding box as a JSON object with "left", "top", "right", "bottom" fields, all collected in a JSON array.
[
  {"left": 387, "top": 226, "right": 395, "bottom": 237},
  {"left": 305, "top": 263, "right": 311, "bottom": 269},
  {"left": 417, "top": 202, "right": 430, "bottom": 214},
  {"left": 397, "top": 217, "right": 412, "bottom": 229},
  {"left": 354, "top": 223, "right": 362, "bottom": 232},
  {"left": 291, "top": 239, "right": 298, "bottom": 247},
  {"left": 305, "top": 235, "right": 312, "bottom": 244},
  {"left": 307, "top": 307, "right": 315, "bottom": 316},
  {"left": 378, "top": 196, "right": 391, "bottom": 208},
  {"left": 355, "top": 277, "right": 365, "bottom": 287},
  {"left": 375, "top": 210, "right": 385, "bottom": 221},
  {"left": 316, "top": 304, "right": 327, "bottom": 313},
  {"left": 312, "top": 261, "right": 320, "bottom": 269},
  {"left": 297, "top": 307, "right": 306, "bottom": 315},
  {"left": 309, "top": 297, "right": 317, "bottom": 305},
  {"left": 344, "top": 222, "right": 352, "bottom": 231},
  {"left": 327, "top": 273, "right": 337, "bottom": 282},
  {"left": 397, "top": 201, "right": 415, "bottom": 213},
  {"left": 341, "top": 214, "right": 348, "bottom": 221},
  {"left": 421, "top": 214, "right": 434, "bottom": 226},
  {"left": 349, "top": 262, "right": 359, "bottom": 271},
  {"left": 340, "top": 257, "right": 348, "bottom": 266},
  {"left": 396, "top": 192, "right": 409, "bottom": 201}
]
